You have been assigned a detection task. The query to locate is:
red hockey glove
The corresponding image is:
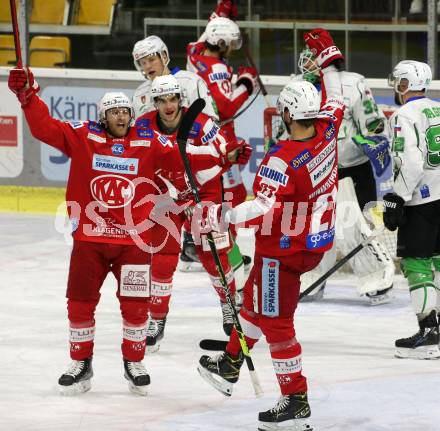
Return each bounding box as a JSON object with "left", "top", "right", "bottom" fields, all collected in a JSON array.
[
  {"left": 236, "top": 66, "right": 258, "bottom": 96},
  {"left": 304, "top": 28, "right": 344, "bottom": 69},
  {"left": 8, "top": 67, "right": 39, "bottom": 107},
  {"left": 212, "top": 0, "right": 238, "bottom": 20},
  {"left": 235, "top": 140, "right": 252, "bottom": 165}
]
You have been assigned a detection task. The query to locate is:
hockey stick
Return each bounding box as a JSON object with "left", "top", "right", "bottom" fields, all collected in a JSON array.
[
  {"left": 9, "top": 0, "right": 23, "bottom": 67},
  {"left": 299, "top": 226, "right": 386, "bottom": 300},
  {"left": 200, "top": 226, "right": 387, "bottom": 351},
  {"left": 241, "top": 31, "right": 271, "bottom": 108},
  {"left": 177, "top": 98, "right": 263, "bottom": 398}
]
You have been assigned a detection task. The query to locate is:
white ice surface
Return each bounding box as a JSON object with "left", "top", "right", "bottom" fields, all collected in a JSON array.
[{"left": 0, "top": 213, "right": 439, "bottom": 431}]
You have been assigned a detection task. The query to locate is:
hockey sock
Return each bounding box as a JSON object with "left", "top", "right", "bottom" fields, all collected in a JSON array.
[
  {"left": 401, "top": 257, "right": 439, "bottom": 317},
  {"left": 150, "top": 278, "right": 173, "bottom": 319},
  {"left": 431, "top": 255, "right": 440, "bottom": 312},
  {"left": 226, "top": 308, "right": 261, "bottom": 356}
]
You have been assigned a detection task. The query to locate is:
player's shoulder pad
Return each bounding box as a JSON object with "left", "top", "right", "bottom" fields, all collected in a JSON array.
[
  {"left": 258, "top": 156, "right": 289, "bottom": 187},
  {"left": 340, "top": 70, "right": 364, "bottom": 86},
  {"left": 133, "top": 80, "right": 151, "bottom": 97}
]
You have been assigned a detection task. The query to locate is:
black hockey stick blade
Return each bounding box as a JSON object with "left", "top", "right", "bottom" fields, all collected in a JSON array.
[
  {"left": 176, "top": 98, "right": 206, "bottom": 146},
  {"left": 199, "top": 339, "right": 228, "bottom": 351}
]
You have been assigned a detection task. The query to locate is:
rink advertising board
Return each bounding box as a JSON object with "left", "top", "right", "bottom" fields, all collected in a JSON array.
[{"left": 0, "top": 82, "right": 23, "bottom": 178}]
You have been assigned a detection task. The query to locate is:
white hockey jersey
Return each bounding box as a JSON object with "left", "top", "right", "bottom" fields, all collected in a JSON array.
[
  {"left": 388, "top": 96, "right": 440, "bottom": 206},
  {"left": 337, "top": 71, "right": 387, "bottom": 168},
  {"left": 132, "top": 67, "right": 219, "bottom": 120}
]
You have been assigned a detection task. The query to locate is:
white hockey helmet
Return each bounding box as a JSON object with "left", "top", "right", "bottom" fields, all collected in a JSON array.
[
  {"left": 277, "top": 80, "right": 320, "bottom": 120},
  {"left": 388, "top": 60, "right": 432, "bottom": 94},
  {"left": 98, "top": 92, "right": 134, "bottom": 121},
  {"left": 132, "top": 35, "right": 170, "bottom": 72},
  {"left": 151, "top": 75, "right": 181, "bottom": 100},
  {"left": 298, "top": 48, "right": 320, "bottom": 75},
  {"left": 205, "top": 17, "right": 242, "bottom": 50}
]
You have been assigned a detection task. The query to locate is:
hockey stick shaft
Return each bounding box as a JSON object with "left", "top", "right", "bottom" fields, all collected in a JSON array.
[
  {"left": 241, "top": 31, "right": 271, "bottom": 107},
  {"left": 177, "top": 101, "right": 262, "bottom": 398},
  {"left": 299, "top": 226, "right": 386, "bottom": 300},
  {"left": 9, "top": 0, "right": 22, "bottom": 68}
]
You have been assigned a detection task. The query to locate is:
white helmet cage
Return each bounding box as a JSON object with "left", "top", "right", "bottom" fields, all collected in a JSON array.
[
  {"left": 298, "top": 48, "right": 320, "bottom": 76},
  {"left": 205, "top": 17, "right": 242, "bottom": 50},
  {"left": 151, "top": 75, "right": 182, "bottom": 102},
  {"left": 98, "top": 92, "right": 134, "bottom": 122},
  {"left": 388, "top": 60, "right": 432, "bottom": 95},
  {"left": 277, "top": 80, "right": 321, "bottom": 120},
  {"left": 132, "top": 35, "right": 170, "bottom": 73}
]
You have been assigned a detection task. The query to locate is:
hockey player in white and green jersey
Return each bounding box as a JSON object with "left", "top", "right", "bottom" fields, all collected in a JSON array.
[
  {"left": 296, "top": 47, "right": 395, "bottom": 305},
  {"left": 384, "top": 60, "right": 440, "bottom": 360}
]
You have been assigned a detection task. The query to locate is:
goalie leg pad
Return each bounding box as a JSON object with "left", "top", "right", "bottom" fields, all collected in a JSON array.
[{"left": 401, "top": 257, "right": 439, "bottom": 317}]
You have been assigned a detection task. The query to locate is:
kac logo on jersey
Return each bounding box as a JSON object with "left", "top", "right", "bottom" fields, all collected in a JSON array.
[
  {"left": 111, "top": 143, "right": 124, "bottom": 156},
  {"left": 92, "top": 154, "right": 139, "bottom": 175},
  {"left": 289, "top": 150, "right": 312, "bottom": 170},
  {"left": 137, "top": 128, "right": 154, "bottom": 138},
  {"left": 88, "top": 121, "right": 103, "bottom": 133},
  {"left": 306, "top": 226, "right": 335, "bottom": 249},
  {"left": 158, "top": 134, "right": 173, "bottom": 148},
  {"left": 196, "top": 60, "right": 208, "bottom": 72},
  {"left": 267, "top": 144, "right": 282, "bottom": 155},
  {"left": 69, "top": 121, "right": 84, "bottom": 130},
  {"left": 258, "top": 165, "right": 288, "bottom": 186},
  {"left": 90, "top": 174, "right": 135, "bottom": 208},
  {"left": 262, "top": 258, "right": 279, "bottom": 317},
  {"left": 135, "top": 118, "right": 150, "bottom": 128}
]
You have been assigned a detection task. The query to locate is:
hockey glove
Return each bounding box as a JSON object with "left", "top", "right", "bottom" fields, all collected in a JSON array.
[
  {"left": 304, "top": 28, "right": 344, "bottom": 69},
  {"left": 8, "top": 67, "right": 40, "bottom": 107},
  {"left": 196, "top": 203, "right": 231, "bottom": 233},
  {"left": 383, "top": 193, "right": 405, "bottom": 231},
  {"left": 352, "top": 134, "right": 391, "bottom": 177},
  {"left": 234, "top": 140, "right": 252, "bottom": 165},
  {"left": 211, "top": 0, "right": 238, "bottom": 20},
  {"left": 236, "top": 66, "right": 258, "bottom": 96}
]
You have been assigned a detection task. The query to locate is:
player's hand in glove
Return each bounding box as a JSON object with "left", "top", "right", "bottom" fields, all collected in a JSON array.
[
  {"left": 212, "top": 0, "right": 238, "bottom": 20},
  {"left": 228, "top": 139, "right": 252, "bottom": 165},
  {"left": 352, "top": 134, "right": 391, "bottom": 177},
  {"left": 383, "top": 193, "right": 405, "bottom": 231},
  {"left": 236, "top": 66, "right": 258, "bottom": 96},
  {"left": 8, "top": 67, "right": 40, "bottom": 107},
  {"left": 197, "top": 203, "right": 231, "bottom": 233},
  {"left": 304, "top": 28, "right": 344, "bottom": 69}
]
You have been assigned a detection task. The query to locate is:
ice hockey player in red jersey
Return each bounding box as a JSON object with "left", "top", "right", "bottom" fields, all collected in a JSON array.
[
  {"left": 137, "top": 74, "right": 252, "bottom": 351},
  {"left": 7, "top": 66, "right": 239, "bottom": 396},
  {"left": 187, "top": 0, "right": 257, "bottom": 210},
  {"left": 196, "top": 29, "right": 345, "bottom": 431}
]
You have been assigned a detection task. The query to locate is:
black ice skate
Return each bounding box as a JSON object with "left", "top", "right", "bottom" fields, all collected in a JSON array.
[
  {"left": 220, "top": 301, "right": 235, "bottom": 336},
  {"left": 395, "top": 310, "right": 440, "bottom": 360},
  {"left": 197, "top": 351, "right": 244, "bottom": 396},
  {"left": 146, "top": 317, "right": 166, "bottom": 353},
  {"left": 179, "top": 231, "right": 203, "bottom": 272},
  {"left": 124, "top": 360, "right": 150, "bottom": 395},
  {"left": 58, "top": 357, "right": 93, "bottom": 395},
  {"left": 258, "top": 393, "right": 314, "bottom": 431}
]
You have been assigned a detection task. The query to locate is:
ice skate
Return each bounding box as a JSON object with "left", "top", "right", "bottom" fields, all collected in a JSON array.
[
  {"left": 124, "top": 360, "right": 150, "bottom": 395},
  {"left": 258, "top": 393, "right": 314, "bottom": 431},
  {"left": 179, "top": 231, "right": 203, "bottom": 272},
  {"left": 146, "top": 317, "right": 166, "bottom": 353},
  {"left": 220, "top": 301, "right": 235, "bottom": 336},
  {"left": 197, "top": 351, "right": 244, "bottom": 396},
  {"left": 395, "top": 311, "right": 440, "bottom": 360},
  {"left": 366, "top": 285, "right": 393, "bottom": 306},
  {"left": 58, "top": 357, "right": 93, "bottom": 395}
]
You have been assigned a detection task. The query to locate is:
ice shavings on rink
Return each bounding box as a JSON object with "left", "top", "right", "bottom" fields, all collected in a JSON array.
[{"left": 0, "top": 213, "right": 439, "bottom": 431}]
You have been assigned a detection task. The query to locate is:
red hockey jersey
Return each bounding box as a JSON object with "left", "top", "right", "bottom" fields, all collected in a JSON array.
[{"left": 23, "top": 95, "right": 224, "bottom": 246}]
